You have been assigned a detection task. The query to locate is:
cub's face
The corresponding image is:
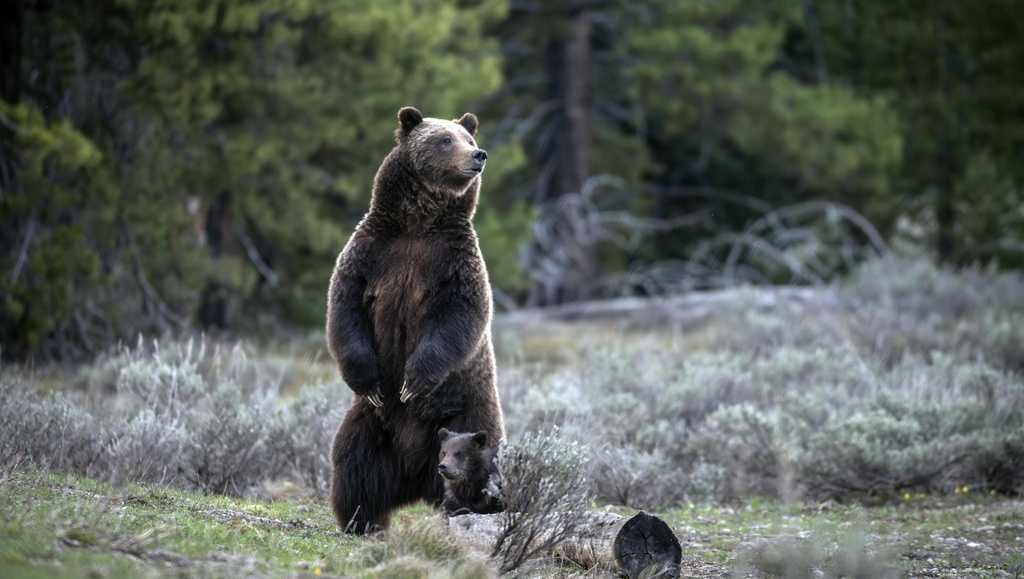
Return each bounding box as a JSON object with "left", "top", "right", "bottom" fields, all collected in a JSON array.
[
  {"left": 437, "top": 428, "right": 487, "bottom": 481},
  {"left": 396, "top": 107, "right": 487, "bottom": 196}
]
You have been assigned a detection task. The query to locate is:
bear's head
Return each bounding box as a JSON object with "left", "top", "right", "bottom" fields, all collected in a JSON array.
[
  {"left": 395, "top": 106, "right": 487, "bottom": 197},
  {"left": 437, "top": 428, "right": 488, "bottom": 481}
]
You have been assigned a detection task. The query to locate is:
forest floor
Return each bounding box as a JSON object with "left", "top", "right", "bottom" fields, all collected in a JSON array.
[{"left": 2, "top": 470, "right": 1022, "bottom": 578}]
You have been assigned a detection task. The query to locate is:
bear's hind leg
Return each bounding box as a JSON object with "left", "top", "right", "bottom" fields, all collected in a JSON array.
[{"left": 330, "top": 403, "right": 401, "bottom": 534}]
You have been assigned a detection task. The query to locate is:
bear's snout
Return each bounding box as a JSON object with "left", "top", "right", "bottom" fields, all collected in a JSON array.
[
  {"left": 438, "top": 463, "right": 457, "bottom": 480},
  {"left": 471, "top": 148, "right": 488, "bottom": 171}
]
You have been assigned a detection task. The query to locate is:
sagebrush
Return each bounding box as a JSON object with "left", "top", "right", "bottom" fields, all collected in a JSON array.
[
  {"left": 2, "top": 256, "right": 1022, "bottom": 512},
  {"left": 490, "top": 428, "right": 591, "bottom": 574},
  {"left": 499, "top": 257, "right": 1024, "bottom": 507},
  {"left": 0, "top": 338, "right": 347, "bottom": 496}
]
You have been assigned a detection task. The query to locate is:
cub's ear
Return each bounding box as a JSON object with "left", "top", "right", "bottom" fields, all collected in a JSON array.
[
  {"left": 472, "top": 431, "right": 488, "bottom": 447},
  {"left": 398, "top": 106, "right": 424, "bottom": 135},
  {"left": 438, "top": 428, "right": 451, "bottom": 441},
  {"left": 456, "top": 112, "right": 478, "bottom": 136}
]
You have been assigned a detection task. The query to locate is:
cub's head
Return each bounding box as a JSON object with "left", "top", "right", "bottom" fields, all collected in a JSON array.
[
  {"left": 437, "top": 428, "right": 488, "bottom": 481},
  {"left": 395, "top": 106, "right": 487, "bottom": 196}
]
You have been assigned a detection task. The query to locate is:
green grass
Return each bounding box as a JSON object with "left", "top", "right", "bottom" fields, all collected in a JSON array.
[
  {"left": 3, "top": 471, "right": 1023, "bottom": 578},
  {"left": 0, "top": 470, "right": 474, "bottom": 578}
]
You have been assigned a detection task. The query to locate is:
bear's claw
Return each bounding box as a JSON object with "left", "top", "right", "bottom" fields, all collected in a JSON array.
[
  {"left": 366, "top": 388, "right": 384, "bottom": 408},
  {"left": 399, "top": 379, "right": 415, "bottom": 403}
]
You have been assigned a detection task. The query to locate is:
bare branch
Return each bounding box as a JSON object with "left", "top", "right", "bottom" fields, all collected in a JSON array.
[
  {"left": 8, "top": 217, "right": 37, "bottom": 285},
  {"left": 233, "top": 223, "right": 279, "bottom": 287}
]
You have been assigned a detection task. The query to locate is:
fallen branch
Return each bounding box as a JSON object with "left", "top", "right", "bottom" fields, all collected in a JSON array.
[{"left": 499, "top": 285, "right": 839, "bottom": 328}]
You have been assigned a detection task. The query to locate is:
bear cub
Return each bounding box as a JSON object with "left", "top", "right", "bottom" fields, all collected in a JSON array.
[{"left": 437, "top": 428, "right": 504, "bottom": 516}]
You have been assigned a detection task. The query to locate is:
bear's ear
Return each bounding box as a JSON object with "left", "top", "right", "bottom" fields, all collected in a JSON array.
[
  {"left": 398, "top": 106, "right": 424, "bottom": 135},
  {"left": 438, "top": 428, "right": 451, "bottom": 441},
  {"left": 472, "top": 431, "right": 488, "bottom": 447},
  {"left": 456, "top": 112, "right": 478, "bottom": 137}
]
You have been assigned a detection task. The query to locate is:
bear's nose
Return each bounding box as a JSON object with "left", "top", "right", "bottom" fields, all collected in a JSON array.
[
  {"left": 472, "top": 149, "right": 488, "bottom": 162},
  {"left": 438, "top": 464, "right": 449, "bottom": 473}
]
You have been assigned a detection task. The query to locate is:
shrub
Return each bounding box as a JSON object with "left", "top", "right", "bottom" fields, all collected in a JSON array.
[
  {"left": 1, "top": 337, "right": 350, "bottom": 496},
  {"left": 591, "top": 444, "right": 689, "bottom": 510},
  {"left": 733, "top": 530, "right": 899, "bottom": 578},
  {"left": 690, "top": 404, "right": 791, "bottom": 500},
  {"left": 491, "top": 428, "right": 591, "bottom": 574},
  {"left": 843, "top": 257, "right": 1024, "bottom": 319},
  {"left": 841, "top": 257, "right": 1024, "bottom": 372},
  {"left": 181, "top": 382, "right": 278, "bottom": 494},
  {"left": 796, "top": 395, "right": 975, "bottom": 496},
  {"left": 103, "top": 408, "right": 186, "bottom": 486},
  {"left": 266, "top": 383, "right": 347, "bottom": 496},
  {"left": 0, "top": 373, "right": 102, "bottom": 476},
  {"left": 497, "top": 258, "right": 1024, "bottom": 506},
  {"left": 4, "top": 255, "right": 1023, "bottom": 510}
]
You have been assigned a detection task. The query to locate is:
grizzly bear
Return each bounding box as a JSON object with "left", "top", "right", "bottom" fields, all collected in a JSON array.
[
  {"left": 326, "top": 106, "right": 506, "bottom": 533},
  {"left": 437, "top": 428, "right": 504, "bottom": 516}
]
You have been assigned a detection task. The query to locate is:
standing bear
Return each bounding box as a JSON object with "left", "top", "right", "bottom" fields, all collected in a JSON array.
[{"left": 326, "top": 106, "right": 506, "bottom": 533}]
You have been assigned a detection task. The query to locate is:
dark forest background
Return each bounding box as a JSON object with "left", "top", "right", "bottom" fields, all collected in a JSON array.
[{"left": 2, "top": 0, "right": 1023, "bottom": 361}]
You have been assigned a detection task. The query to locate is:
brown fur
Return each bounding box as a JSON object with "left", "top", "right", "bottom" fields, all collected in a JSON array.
[
  {"left": 437, "top": 428, "right": 504, "bottom": 516},
  {"left": 326, "top": 106, "right": 504, "bottom": 533}
]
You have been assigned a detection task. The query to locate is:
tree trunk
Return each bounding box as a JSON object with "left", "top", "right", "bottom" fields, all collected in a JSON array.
[
  {"left": 198, "top": 190, "right": 232, "bottom": 328},
  {"left": 527, "top": 3, "right": 596, "bottom": 305},
  {"left": 537, "top": 4, "right": 592, "bottom": 201},
  {"left": 0, "top": 0, "right": 21, "bottom": 104},
  {"left": 935, "top": 186, "right": 955, "bottom": 261},
  {"left": 560, "top": 5, "right": 592, "bottom": 197},
  {"left": 934, "top": 6, "right": 960, "bottom": 262},
  {"left": 0, "top": 0, "right": 22, "bottom": 200}
]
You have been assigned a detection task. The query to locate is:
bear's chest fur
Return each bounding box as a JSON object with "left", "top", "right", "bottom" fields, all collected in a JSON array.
[{"left": 364, "top": 236, "right": 447, "bottom": 388}]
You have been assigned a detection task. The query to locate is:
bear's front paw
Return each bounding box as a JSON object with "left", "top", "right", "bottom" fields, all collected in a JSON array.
[
  {"left": 347, "top": 377, "right": 383, "bottom": 405},
  {"left": 364, "top": 385, "right": 384, "bottom": 408},
  {"left": 399, "top": 374, "right": 437, "bottom": 403},
  {"left": 340, "top": 350, "right": 381, "bottom": 395}
]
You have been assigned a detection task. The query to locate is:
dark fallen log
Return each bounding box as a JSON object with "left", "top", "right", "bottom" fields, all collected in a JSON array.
[
  {"left": 446, "top": 511, "right": 681, "bottom": 578},
  {"left": 613, "top": 512, "right": 683, "bottom": 578}
]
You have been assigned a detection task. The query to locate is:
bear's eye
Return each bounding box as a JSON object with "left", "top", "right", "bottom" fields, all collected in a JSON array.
[
  {"left": 454, "top": 452, "right": 462, "bottom": 459},
  {"left": 442, "top": 136, "right": 453, "bottom": 146}
]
